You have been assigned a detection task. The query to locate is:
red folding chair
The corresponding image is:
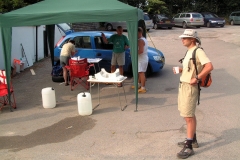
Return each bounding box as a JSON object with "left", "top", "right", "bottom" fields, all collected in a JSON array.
[
  {"left": 67, "top": 58, "right": 90, "bottom": 91},
  {"left": 0, "top": 70, "right": 16, "bottom": 110}
]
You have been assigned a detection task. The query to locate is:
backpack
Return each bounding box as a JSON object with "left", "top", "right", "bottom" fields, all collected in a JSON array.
[
  {"left": 191, "top": 47, "right": 212, "bottom": 105},
  {"left": 192, "top": 47, "right": 212, "bottom": 88},
  {"left": 51, "top": 65, "right": 63, "bottom": 77}
]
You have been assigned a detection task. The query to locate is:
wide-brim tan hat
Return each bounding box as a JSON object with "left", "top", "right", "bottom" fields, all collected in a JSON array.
[{"left": 179, "top": 29, "right": 201, "bottom": 44}]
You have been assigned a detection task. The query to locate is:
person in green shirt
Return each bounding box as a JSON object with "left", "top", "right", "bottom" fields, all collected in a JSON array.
[{"left": 101, "top": 26, "right": 129, "bottom": 86}]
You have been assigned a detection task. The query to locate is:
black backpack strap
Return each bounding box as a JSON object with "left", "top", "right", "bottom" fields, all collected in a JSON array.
[
  {"left": 179, "top": 50, "right": 188, "bottom": 64},
  {"left": 192, "top": 47, "right": 201, "bottom": 105}
]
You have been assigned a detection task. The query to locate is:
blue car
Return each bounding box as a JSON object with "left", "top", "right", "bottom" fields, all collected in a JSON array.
[{"left": 54, "top": 31, "right": 165, "bottom": 76}]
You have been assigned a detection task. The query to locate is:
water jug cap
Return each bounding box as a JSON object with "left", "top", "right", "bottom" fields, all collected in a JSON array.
[{"left": 82, "top": 92, "right": 86, "bottom": 97}]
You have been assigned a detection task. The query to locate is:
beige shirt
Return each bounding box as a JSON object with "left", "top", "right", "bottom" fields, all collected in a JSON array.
[
  {"left": 180, "top": 46, "right": 211, "bottom": 83},
  {"left": 60, "top": 42, "right": 75, "bottom": 57}
]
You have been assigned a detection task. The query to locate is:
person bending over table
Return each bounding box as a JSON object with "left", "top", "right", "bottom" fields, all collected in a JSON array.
[{"left": 60, "top": 40, "right": 77, "bottom": 86}]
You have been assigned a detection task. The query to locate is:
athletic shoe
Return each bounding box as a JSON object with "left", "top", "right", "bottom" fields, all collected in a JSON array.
[
  {"left": 178, "top": 139, "right": 199, "bottom": 148},
  {"left": 138, "top": 88, "right": 146, "bottom": 93},
  {"left": 177, "top": 145, "right": 194, "bottom": 159},
  {"left": 131, "top": 85, "right": 140, "bottom": 89}
]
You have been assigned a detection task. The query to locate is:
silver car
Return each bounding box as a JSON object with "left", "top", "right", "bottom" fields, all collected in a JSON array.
[
  {"left": 173, "top": 12, "right": 204, "bottom": 28},
  {"left": 105, "top": 13, "right": 153, "bottom": 31},
  {"left": 229, "top": 11, "right": 240, "bottom": 25}
]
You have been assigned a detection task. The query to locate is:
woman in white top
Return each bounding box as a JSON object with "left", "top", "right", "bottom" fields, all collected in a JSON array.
[{"left": 137, "top": 27, "right": 148, "bottom": 93}]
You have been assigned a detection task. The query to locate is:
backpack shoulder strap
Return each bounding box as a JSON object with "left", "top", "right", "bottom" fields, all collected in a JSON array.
[{"left": 191, "top": 47, "right": 202, "bottom": 105}]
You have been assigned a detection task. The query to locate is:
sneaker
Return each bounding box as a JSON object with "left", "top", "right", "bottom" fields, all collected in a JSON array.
[
  {"left": 138, "top": 88, "right": 146, "bottom": 93},
  {"left": 177, "top": 145, "right": 194, "bottom": 159},
  {"left": 178, "top": 139, "right": 199, "bottom": 148},
  {"left": 131, "top": 85, "right": 140, "bottom": 89}
]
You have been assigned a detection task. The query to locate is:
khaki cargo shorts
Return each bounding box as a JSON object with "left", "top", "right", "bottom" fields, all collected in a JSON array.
[
  {"left": 111, "top": 52, "right": 125, "bottom": 66},
  {"left": 178, "top": 82, "right": 198, "bottom": 117}
]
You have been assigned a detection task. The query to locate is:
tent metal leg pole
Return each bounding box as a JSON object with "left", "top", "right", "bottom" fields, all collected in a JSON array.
[{"left": 134, "top": 103, "right": 138, "bottom": 112}]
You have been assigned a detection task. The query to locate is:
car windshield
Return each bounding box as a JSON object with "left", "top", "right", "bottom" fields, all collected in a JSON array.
[
  {"left": 204, "top": 13, "right": 218, "bottom": 18},
  {"left": 144, "top": 14, "right": 151, "bottom": 20},
  {"left": 157, "top": 14, "right": 167, "bottom": 18},
  {"left": 192, "top": 14, "right": 203, "bottom": 18},
  {"left": 57, "top": 23, "right": 72, "bottom": 31}
]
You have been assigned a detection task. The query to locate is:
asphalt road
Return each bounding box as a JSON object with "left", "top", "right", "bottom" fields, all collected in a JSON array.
[{"left": 0, "top": 25, "right": 240, "bottom": 160}]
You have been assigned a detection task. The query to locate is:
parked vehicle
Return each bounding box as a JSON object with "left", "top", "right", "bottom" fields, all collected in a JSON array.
[
  {"left": 54, "top": 31, "right": 165, "bottom": 76},
  {"left": 172, "top": 12, "right": 204, "bottom": 28},
  {"left": 152, "top": 14, "right": 175, "bottom": 29},
  {"left": 144, "top": 13, "right": 154, "bottom": 31},
  {"left": 229, "top": 11, "right": 240, "bottom": 25},
  {"left": 201, "top": 12, "right": 225, "bottom": 27},
  {"left": 56, "top": 23, "right": 74, "bottom": 35},
  {"left": 105, "top": 13, "right": 153, "bottom": 31}
]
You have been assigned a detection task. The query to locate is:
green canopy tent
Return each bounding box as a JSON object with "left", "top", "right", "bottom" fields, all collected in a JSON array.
[{"left": 0, "top": 0, "right": 143, "bottom": 111}]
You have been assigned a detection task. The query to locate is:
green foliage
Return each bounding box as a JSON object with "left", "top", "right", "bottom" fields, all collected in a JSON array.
[
  {"left": 0, "top": 0, "right": 43, "bottom": 13},
  {"left": 147, "top": 0, "right": 168, "bottom": 15},
  {"left": 118, "top": 0, "right": 147, "bottom": 8}
]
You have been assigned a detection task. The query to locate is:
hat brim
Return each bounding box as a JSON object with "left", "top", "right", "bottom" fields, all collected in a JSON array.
[{"left": 179, "top": 35, "right": 194, "bottom": 38}]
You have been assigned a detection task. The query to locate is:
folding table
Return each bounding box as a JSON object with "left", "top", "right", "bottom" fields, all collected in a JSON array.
[{"left": 88, "top": 77, "right": 128, "bottom": 111}]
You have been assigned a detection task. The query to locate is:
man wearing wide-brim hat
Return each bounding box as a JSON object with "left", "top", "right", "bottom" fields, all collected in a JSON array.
[{"left": 173, "top": 29, "right": 214, "bottom": 159}]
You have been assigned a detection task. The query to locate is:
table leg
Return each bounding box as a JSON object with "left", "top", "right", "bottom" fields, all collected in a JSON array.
[
  {"left": 121, "top": 83, "right": 128, "bottom": 111},
  {"left": 92, "top": 82, "right": 100, "bottom": 110},
  {"left": 90, "top": 82, "right": 91, "bottom": 93}
]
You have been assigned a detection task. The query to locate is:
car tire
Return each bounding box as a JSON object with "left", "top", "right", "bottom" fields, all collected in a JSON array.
[
  {"left": 182, "top": 22, "right": 187, "bottom": 29},
  {"left": 52, "top": 76, "right": 64, "bottom": 83},
  {"left": 106, "top": 24, "right": 113, "bottom": 31},
  {"left": 196, "top": 26, "right": 200, "bottom": 28},
  {"left": 168, "top": 27, "right": 172, "bottom": 29},
  {"left": 207, "top": 22, "right": 211, "bottom": 28},
  {"left": 147, "top": 29, "right": 150, "bottom": 31},
  {"left": 221, "top": 25, "right": 224, "bottom": 27},
  {"left": 230, "top": 20, "right": 234, "bottom": 25}
]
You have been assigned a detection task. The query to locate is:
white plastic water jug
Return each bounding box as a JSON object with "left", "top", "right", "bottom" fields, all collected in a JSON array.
[
  {"left": 41, "top": 87, "right": 56, "bottom": 108},
  {"left": 77, "top": 92, "right": 92, "bottom": 116}
]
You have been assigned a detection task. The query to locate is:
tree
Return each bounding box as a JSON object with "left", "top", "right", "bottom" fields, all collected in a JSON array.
[
  {"left": 0, "top": 0, "right": 42, "bottom": 13},
  {"left": 118, "top": 0, "right": 147, "bottom": 8},
  {"left": 147, "top": 0, "right": 168, "bottom": 15}
]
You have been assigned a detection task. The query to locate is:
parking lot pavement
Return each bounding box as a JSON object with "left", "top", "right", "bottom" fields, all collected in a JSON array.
[{"left": 0, "top": 25, "right": 240, "bottom": 160}]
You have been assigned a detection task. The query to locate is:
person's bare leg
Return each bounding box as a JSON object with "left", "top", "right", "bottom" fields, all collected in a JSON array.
[
  {"left": 185, "top": 116, "right": 197, "bottom": 139},
  {"left": 119, "top": 66, "right": 123, "bottom": 75},
  {"left": 62, "top": 67, "right": 68, "bottom": 84},
  {"left": 111, "top": 65, "right": 116, "bottom": 73},
  {"left": 138, "top": 73, "right": 141, "bottom": 84},
  {"left": 139, "top": 72, "right": 146, "bottom": 87}
]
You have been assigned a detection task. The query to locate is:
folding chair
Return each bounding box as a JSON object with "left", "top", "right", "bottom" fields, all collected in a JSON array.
[
  {"left": 0, "top": 70, "right": 16, "bottom": 110},
  {"left": 67, "top": 58, "right": 90, "bottom": 91}
]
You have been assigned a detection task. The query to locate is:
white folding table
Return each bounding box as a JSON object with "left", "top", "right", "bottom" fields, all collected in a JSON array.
[{"left": 88, "top": 77, "right": 128, "bottom": 111}]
